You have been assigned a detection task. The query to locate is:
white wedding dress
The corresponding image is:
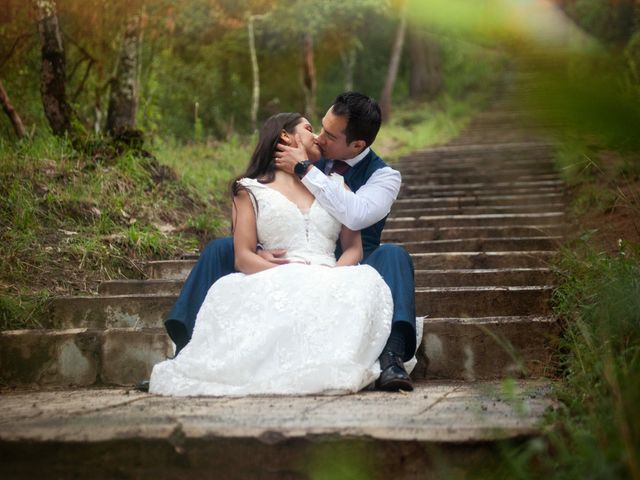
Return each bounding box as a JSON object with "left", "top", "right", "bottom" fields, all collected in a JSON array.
[{"left": 150, "top": 176, "right": 395, "bottom": 396}]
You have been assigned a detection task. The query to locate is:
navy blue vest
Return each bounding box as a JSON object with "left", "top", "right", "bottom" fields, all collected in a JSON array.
[{"left": 316, "top": 150, "right": 389, "bottom": 260}]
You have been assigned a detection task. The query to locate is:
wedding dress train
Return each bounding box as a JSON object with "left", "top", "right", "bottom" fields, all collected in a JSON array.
[{"left": 150, "top": 176, "right": 395, "bottom": 396}]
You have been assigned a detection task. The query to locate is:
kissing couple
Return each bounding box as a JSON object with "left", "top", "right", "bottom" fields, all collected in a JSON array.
[{"left": 150, "top": 92, "right": 420, "bottom": 396}]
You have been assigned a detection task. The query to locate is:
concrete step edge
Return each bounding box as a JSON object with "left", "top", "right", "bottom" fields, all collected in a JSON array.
[
  {"left": 410, "top": 250, "right": 556, "bottom": 257},
  {"left": 415, "top": 268, "right": 552, "bottom": 273},
  {"left": 416, "top": 286, "right": 555, "bottom": 293},
  {"left": 389, "top": 212, "right": 565, "bottom": 220},
  {"left": 425, "top": 315, "right": 556, "bottom": 324}
]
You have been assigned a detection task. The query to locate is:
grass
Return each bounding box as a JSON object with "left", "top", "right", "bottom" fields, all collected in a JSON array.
[
  {"left": 375, "top": 93, "right": 485, "bottom": 163},
  {"left": 471, "top": 132, "right": 640, "bottom": 479},
  {"left": 488, "top": 241, "right": 640, "bottom": 480},
  {"left": 0, "top": 135, "right": 224, "bottom": 329}
]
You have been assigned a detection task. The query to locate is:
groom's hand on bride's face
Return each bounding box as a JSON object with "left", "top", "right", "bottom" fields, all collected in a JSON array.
[
  {"left": 257, "top": 248, "right": 290, "bottom": 265},
  {"left": 275, "top": 134, "right": 309, "bottom": 174}
]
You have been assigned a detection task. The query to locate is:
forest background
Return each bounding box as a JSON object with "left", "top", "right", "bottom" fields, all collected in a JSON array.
[
  {"left": 1, "top": 2, "right": 640, "bottom": 476},
  {"left": 0, "top": 0, "right": 511, "bottom": 325}
]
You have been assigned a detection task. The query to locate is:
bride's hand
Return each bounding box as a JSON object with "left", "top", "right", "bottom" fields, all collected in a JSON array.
[{"left": 257, "top": 248, "right": 290, "bottom": 265}]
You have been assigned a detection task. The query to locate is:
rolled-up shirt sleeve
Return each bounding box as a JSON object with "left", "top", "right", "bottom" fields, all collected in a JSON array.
[{"left": 302, "top": 165, "right": 401, "bottom": 231}]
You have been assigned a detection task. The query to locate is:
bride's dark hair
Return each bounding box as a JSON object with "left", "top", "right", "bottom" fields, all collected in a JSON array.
[{"left": 231, "top": 112, "right": 304, "bottom": 198}]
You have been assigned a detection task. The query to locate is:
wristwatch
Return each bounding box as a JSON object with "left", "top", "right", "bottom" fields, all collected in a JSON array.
[{"left": 294, "top": 160, "right": 312, "bottom": 179}]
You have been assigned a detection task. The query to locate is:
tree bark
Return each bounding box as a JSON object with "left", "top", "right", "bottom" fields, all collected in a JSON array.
[
  {"left": 340, "top": 46, "right": 356, "bottom": 91},
  {"left": 0, "top": 78, "right": 27, "bottom": 138},
  {"left": 34, "top": 0, "right": 72, "bottom": 136},
  {"left": 248, "top": 14, "right": 260, "bottom": 132},
  {"left": 0, "top": 0, "right": 12, "bottom": 24},
  {"left": 302, "top": 32, "right": 316, "bottom": 120},
  {"left": 379, "top": 3, "right": 408, "bottom": 122},
  {"left": 107, "top": 13, "right": 142, "bottom": 136},
  {"left": 409, "top": 29, "right": 442, "bottom": 100}
]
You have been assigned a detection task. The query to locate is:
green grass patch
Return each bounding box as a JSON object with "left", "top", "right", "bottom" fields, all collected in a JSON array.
[
  {"left": 487, "top": 241, "right": 640, "bottom": 480},
  {"left": 375, "top": 94, "right": 484, "bottom": 163},
  {"left": 0, "top": 135, "right": 223, "bottom": 329}
]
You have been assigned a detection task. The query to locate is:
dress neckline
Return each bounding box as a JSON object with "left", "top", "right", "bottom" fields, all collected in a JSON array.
[{"left": 261, "top": 184, "right": 317, "bottom": 216}]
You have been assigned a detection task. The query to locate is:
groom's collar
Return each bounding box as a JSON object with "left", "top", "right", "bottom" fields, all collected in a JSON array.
[{"left": 342, "top": 147, "right": 371, "bottom": 167}]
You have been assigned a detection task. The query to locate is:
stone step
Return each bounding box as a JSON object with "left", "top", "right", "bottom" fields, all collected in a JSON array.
[
  {"left": 1, "top": 308, "right": 557, "bottom": 388},
  {"left": 411, "top": 251, "right": 554, "bottom": 270},
  {"left": 416, "top": 285, "right": 553, "bottom": 317},
  {"left": 381, "top": 225, "right": 566, "bottom": 242},
  {"left": 147, "top": 260, "right": 195, "bottom": 280},
  {"left": 97, "top": 264, "right": 555, "bottom": 297},
  {"left": 422, "top": 315, "right": 559, "bottom": 380},
  {"left": 398, "top": 162, "right": 556, "bottom": 175},
  {"left": 415, "top": 268, "right": 554, "bottom": 287},
  {"left": 98, "top": 264, "right": 555, "bottom": 298},
  {"left": 401, "top": 172, "right": 561, "bottom": 185},
  {"left": 392, "top": 192, "right": 565, "bottom": 208},
  {"left": 392, "top": 203, "right": 565, "bottom": 216},
  {"left": 50, "top": 274, "right": 551, "bottom": 331},
  {"left": 0, "top": 328, "right": 172, "bottom": 387},
  {"left": 402, "top": 180, "right": 564, "bottom": 193},
  {"left": 99, "top": 279, "right": 184, "bottom": 296},
  {"left": 146, "top": 250, "right": 554, "bottom": 281},
  {"left": 407, "top": 141, "right": 554, "bottom": 158},
  {"left": 386, "top": 212, "right": 565, "bottom": 229},
  {"left": 401, "top": 236, "right": 562, "bottom": 253},
  {"left": 399, "top": 152, "right": 554, "bottom": 165},
  {"left": 50, "top": 294, "right": 176, "bottom": 329},
  {"left": 398, "top": 186, "right": 563, "bottom": 199},
  {"left": 0, "top": 381, "right": 556, "bottom": 478}
]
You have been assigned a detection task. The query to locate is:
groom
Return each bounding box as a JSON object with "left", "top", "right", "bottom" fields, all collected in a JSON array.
[{"left": 165, "top": 92, "right": 416, "bottom": 391}]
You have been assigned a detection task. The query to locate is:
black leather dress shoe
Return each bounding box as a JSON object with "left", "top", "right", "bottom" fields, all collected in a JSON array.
[
  {"left": 134, "top": 380, "right": 150, "bottom": 392},
  {"left": 376, "top": 352, "right": 414, "bottom": 391}
]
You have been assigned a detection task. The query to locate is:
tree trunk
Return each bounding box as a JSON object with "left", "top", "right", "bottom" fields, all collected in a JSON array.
[
  {"left": 409, "top": 29, "right": 442, "bottom": 100},
  {"left": 302, "top": 32, "right": 316, "bottom": 120},
  {"left": 248, "top": 14, "right": 260, "bottom": 132},
  {"left": 379, "top": 3, "right": 408, "bottom": 122},
  {"left": 340, "top": 46, "right": 356, "bottom": 91},
  {"left": 0, "top": 78, "right": 27, "bottom": 138},
  {"left": 0, "top": 0, "right": 12, "bottom": 23},
  {"left": 34, "top": 0, "right": 72, "bottom": 136},
  {"left": 107, "top": 13, "right": 142, "bottom": 136}
]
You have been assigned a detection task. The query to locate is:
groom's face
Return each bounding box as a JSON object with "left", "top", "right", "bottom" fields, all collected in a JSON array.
[{"left": 317, "top": 108, "right": 365, "bottom": 161}]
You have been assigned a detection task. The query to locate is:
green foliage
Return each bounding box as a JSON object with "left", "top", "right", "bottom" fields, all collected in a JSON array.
[
  {"left": 0, "top": 134, "right": 220, "bottom": 329},
  {"left": 467, "top": 242, "right": 640, "bottom": 480},
  {"left": 550, "top": 242, "right": 640, "bottom": 479},
  {"left": 563, "top": 0, "right": 637, "bottom": 46}
]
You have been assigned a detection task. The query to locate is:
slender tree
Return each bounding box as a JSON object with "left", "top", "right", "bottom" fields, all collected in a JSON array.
[
  {"left": 409, "top": 28, "right": 442, "bottom": 100},
  {"left": 247, "top": 13, "right": 263, "bottom": 132},
  {"left": 0, "top": 78, "right": 27, "bottom": 138},
  {"left": 340, "top": 45, "right": 357, "bottom": 91},
  {"left": 34, "top": 0, "right": 72, "bottom": 135},
  {"left": 107, "top": 12, "right": 142, "bottom": 136},
  {"left": 380, "top": 1, "right": 408, "bottom": 122},
  {"left": 302, "top": 32, "right": 317, "bottom": 120}
]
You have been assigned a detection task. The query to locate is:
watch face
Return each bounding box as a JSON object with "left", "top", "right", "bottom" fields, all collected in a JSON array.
[{"left": 294, "top": 162, "right": 307, "bottom": 176}]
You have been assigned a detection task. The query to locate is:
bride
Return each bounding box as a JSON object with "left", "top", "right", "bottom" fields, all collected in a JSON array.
[{"left": 149, "top": 113, "right": 393, "bottom": 396}]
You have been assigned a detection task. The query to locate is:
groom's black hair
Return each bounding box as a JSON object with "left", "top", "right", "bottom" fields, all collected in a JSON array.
[{"left": 331, "top": 92, "right": 381, "bottom": 147}]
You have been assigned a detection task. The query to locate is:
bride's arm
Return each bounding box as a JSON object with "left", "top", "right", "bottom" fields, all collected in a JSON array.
[
  {"left": 335, "top": 226, "right": 363, "bottom": 267},
  {"left": 232, "top": 190, "right": 278, "bottom": 274}
]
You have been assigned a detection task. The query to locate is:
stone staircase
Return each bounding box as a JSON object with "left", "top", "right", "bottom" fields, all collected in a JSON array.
[{"left": 0, "top": 100, "right": 565, "bottom": 477}]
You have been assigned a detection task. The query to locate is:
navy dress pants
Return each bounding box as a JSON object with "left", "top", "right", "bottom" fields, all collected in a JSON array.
[{"left": 165, "top": 237, "right": 416, "bottom": 359}]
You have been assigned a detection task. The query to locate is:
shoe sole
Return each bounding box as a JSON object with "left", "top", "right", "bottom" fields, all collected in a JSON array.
[{"left": 376, "top": 379, "right": 414, "bottom": 392}]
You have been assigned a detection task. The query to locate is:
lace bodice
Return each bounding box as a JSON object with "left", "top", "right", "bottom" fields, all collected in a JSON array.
[{"left": 238, "top": 177, "right": 342, "bottom": 266}]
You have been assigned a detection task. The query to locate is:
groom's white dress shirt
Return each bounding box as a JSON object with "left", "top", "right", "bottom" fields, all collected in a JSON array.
[{"left": 301, "top": 147, "right": 402, "bottom": 231}]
